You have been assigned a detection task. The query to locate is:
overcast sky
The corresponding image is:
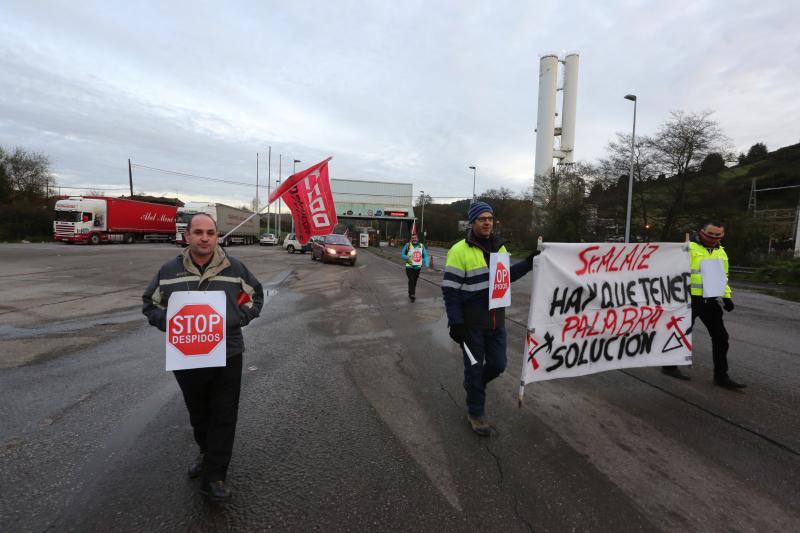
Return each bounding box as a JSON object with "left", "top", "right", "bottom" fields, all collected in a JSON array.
[{"left": 1, "top": 0, "right": 797, "bottom": 207}]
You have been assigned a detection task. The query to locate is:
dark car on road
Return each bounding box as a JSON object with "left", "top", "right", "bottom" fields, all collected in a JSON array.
[{"left": 311, "top": 234, "right": 357, "bottom": 265}]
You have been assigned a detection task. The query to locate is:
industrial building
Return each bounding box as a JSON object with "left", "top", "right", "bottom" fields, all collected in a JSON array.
[{"left": 331, "top": 179, "right": 416, "bottom": 243}]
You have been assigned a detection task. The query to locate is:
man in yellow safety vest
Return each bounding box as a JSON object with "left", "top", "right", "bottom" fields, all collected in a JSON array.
[
  {"left": 662, "top": 220, "right": 746, "bottom": 389},
  {"left": 442, "top": 201, "right": 538, "bottom": 435}
]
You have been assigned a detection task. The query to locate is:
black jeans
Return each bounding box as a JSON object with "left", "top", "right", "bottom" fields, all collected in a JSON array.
[
  {"left": 665, "top": 297, "right": 729, "bottom": 377},
  {"left": 692, "top": 297, "right": 730, "bottom": 376},
  {"left": 462, "top": 326, "right": 507, "bottom": 417},
  {"left": 405, "top": 267, "right": 421, "bottom": 296},
  {"left": 174, "top": 354, "right": 243, "bottom": 482}
]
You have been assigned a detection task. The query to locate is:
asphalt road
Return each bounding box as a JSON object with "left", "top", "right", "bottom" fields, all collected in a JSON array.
[{"left": 0, "top": 243, "right": 798, "bottom": 532}]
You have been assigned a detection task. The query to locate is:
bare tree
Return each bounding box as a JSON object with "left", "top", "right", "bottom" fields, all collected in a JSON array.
[
  {"left": 535, "top": 162, "right": 596, "bottom": 242},
  {"left": 647, "top": 110, "right": 730, "bottom": 239},
  {"left": 0, "top": 146, "right": 55, "bottom": 200},
  {"left": 481, "top": 187, "right": 518, "bottom": 200},
  {"left": 415, "top": 191, "right": 433, "bottom": 207},
  {"left": 597, "top": 132, "right": 657, "bottom": 231}
]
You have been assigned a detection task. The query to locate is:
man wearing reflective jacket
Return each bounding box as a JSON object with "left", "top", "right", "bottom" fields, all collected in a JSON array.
[
  {"left": 442, "top": 201, "right": 538, "bottom": 436},
  {"left": 143, "top": 213, "right": 264, "bottom": 502},
  {"left": 662, "top": 220, "right": 745, "bottom": 389}
]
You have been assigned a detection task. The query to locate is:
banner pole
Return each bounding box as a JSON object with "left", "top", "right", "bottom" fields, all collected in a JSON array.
[{"left": 519, "top": 235, "right": 544, "bottom": 407}]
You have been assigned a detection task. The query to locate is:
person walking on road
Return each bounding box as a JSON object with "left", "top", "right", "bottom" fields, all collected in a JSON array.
[
  {"left": 442, "top": 201, "right": 538, "bottom": 436},
  {"left": 142, "top": 213, "right": 264, "bottom": 502},
  {"left": 401, "top": 230, "right": 430, "bottom": 302},
  {"left": 662, "top": 219, "right": 746, "bottom": 389}
]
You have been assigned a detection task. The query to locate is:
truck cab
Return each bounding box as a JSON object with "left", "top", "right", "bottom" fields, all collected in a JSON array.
[{"left": 54, "top": 197, "right": 107, "bottom": 244}]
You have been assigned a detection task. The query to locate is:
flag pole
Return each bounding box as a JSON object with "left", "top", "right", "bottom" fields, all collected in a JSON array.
[{"left": 221, "top": 157, "right": 333, "bottom": 241}]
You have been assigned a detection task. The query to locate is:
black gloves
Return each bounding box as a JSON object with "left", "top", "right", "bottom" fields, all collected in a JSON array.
[
  {"left": 722, "top": 298, "right": 734, "bottom": 312},
  {"left": 526, "top": 249, "right": 541, "bottom": 267},
  {"left": 449, "top": 324, "right": 466, "bottom": 344}
]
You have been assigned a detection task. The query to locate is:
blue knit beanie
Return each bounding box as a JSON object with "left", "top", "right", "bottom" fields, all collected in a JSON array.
[{"left": 468, "top": 201, "right": 493, "bottom": 223}]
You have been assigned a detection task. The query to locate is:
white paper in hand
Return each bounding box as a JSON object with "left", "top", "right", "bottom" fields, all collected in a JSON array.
[{"left": 700, "top": 259, "right": 726, "bottom": 298}]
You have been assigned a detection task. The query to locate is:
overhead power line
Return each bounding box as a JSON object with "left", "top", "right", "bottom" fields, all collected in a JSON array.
[
  {"left": 131, "top": 163, "right": 255, "bottom": 187},
  {"left": 131, "top": 162, "right": 471, "bottom": 201},
  {"left": 57, "top": 185, "right": 130, "bottom": 190}
]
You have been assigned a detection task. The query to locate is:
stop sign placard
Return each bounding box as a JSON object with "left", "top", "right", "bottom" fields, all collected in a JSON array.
[
  {"left": 491, "top": 262, "right": 510, "bottom": 299},
  {"left": 169, "top": 304, "right": 225, "bottom": 356},
  {"left": 165, "top": 291, "right": 227, "bottom": 371},
  {"left": 488, "top": 252, "right": 511, "bottom": 309}
]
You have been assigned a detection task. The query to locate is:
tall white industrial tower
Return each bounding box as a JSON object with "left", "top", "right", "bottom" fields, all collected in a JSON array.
[{"left": 533, "top": 52, "right": 580, "bottom": 203}]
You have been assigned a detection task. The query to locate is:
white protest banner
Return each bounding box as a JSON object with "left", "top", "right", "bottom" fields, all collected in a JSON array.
[
  {"left": 488, "top": 252, "right": 511, "bottom": 310},
  {"left": 166, "top": 291, "right": 227, "bottom": 371},
  {"left": 520, "top": 242, "right": 691, "bottom": 386}
]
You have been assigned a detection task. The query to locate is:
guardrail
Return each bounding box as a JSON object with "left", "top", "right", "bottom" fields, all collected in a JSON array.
[{"left": 729, "top": 266, "right": 758, "bottom": 275}]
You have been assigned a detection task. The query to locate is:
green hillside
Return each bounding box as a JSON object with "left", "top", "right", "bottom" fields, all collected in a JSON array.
[{"left": 590, "top": 143, "right": 800, "bottom": 264}]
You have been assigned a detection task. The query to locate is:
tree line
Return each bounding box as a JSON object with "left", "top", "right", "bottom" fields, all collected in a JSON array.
[
  {"left": 419, "top": 110, "right": 798, "bottom": 265},
  {"left": 3, "top": 109, "right": 797, "bottom": 265},
  {"left": 0, "top": 147, "right": 57, "bottom": 241}
]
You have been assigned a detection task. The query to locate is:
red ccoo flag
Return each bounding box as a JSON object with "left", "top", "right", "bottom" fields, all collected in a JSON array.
[
  {"left": 268, "top": 158, "right": 336, "bottom": 245},
  {"left": 410, "top": 220, "right": 417, "bottom": 238}
]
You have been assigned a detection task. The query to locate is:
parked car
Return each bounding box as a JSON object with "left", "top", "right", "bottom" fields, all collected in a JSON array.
[
  {"left": 283, "top": 233, "right": 312, "bottom": 254},
  {"left": 311, "top": 234, "right": 357, "bottom": 265},
  {"left": 259, "top": 233, "right": 278, "bottom": 246}
]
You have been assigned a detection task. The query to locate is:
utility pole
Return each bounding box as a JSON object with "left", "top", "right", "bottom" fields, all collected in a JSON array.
[
  {"left": 256, "top": 152, "right": 259, "bottom": 215},
  {"left": 266, "top": 147, "right": 271, "bottom": 234},
  {"left": 292, "top": 159, "right": 301, "bottom": 234},
  {"left": 128, "top": 158, "right": 134, "bottom": 197},
  {"left": 277, "top": 154, "right": 282, "bottom": 239}
]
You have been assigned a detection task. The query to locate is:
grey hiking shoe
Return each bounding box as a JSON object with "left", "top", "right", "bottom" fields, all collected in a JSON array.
[{"left": 467, "top": 415, "right": 491, "bottom": 436}]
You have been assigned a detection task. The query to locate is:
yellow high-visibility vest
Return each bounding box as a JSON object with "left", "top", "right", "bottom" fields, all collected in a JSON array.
[{"left": 689, "top": 241, "right": 731, "bottom": 298}]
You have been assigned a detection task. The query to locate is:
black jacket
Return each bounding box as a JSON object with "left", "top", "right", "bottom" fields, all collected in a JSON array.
[
  {"left": 442, "top": 230, "right": 532, "bottom": 329},
  {"left": 142, "top": 246, "right": 264, "bottom": 357}
]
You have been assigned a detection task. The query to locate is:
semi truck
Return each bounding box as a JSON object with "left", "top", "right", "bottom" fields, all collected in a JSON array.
[
  {"left": 175, "top": 202, "right": 259, "bottom": 246},
  {"left": 53, "top": 196, "right": 178, "bottom": 244}
]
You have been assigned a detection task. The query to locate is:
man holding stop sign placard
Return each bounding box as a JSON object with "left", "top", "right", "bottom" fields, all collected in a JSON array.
[
  {"left": 143, "top": 213, "right": 263, "bottom": 502},
  {"left": 442, "top": 201, "right": 539, "bottom": 436}
]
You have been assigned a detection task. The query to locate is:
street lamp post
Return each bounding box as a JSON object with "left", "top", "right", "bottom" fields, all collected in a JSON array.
[
  {"left": 469, "top": 166, "right": 476, "bottom": 204},
  {"left": 292, "top": 159, "right": 301, "bottom": 233},
  {"left": 623, "top": 94, "right": 637, "bottom": 243}
]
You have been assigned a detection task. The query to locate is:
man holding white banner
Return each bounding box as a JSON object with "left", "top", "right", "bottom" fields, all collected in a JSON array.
[
  {"left": 143, "top": 213, "right": 263, "bottom": 502},
  {"left": 442, "top": 201, "right": 538, "bottom": 436}
]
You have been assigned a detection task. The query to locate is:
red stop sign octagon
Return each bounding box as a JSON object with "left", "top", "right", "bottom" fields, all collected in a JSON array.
[
  {"left": 491, "top": 262, "right": 510, "bottom": 299},
  {"left": 169, "top": 304, "right": 225, "bottom": 356}
]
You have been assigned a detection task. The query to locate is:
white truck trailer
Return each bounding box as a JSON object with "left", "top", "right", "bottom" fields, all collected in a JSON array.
[{"left": 175, "top": 202, "right": 259, "bottom": 246}]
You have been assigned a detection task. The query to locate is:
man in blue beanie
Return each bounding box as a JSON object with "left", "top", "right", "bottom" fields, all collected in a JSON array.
[{"left": 442, "top": 201, "right": 539, "bottom": 435}]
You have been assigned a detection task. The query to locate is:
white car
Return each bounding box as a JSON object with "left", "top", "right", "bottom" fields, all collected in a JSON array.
[
  {"left": 283, "top": 233, "right": 312, "bottom": 253},
  {"left": 259, "top": 233, "right": 278, "bottom": 246}
]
